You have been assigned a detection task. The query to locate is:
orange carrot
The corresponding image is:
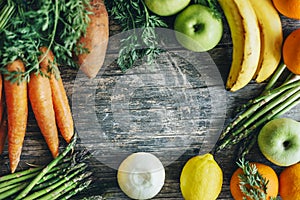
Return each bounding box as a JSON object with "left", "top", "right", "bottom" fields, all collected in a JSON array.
[
  {"left": 0, "top": 117, "right": 8, "bottom": 155},
  {"left": 0, "top": 75, "right": 4, "bottom": 124},
  {"left": 0, "top": 76, "right": 7, "bottom": 155},
  {"left": 39, "top": 47, "right": 74, "bottom": 143},
  {"left": 77, "top": 0, "right": 109, "bottom": 78},
  {"left": 28, "top": 60, "right": 59, "bottom": 158},
  {"left": 4, "top": 60, "right": 28, "bottom": 173}
]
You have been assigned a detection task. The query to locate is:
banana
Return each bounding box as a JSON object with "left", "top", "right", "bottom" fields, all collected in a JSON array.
[
  {"left": 249, "top": 0, "right": 283, "bottom": 83},
  {"left": 219, "top": 0, "right": 261, "bottom": 92},
  {"left": 218, "top": 0, "right": 244, "bottom": 90}
]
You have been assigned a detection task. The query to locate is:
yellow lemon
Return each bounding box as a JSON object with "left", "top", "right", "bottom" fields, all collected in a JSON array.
[{"left": 180, "top": 153, "right": 223, "bottom": 200}]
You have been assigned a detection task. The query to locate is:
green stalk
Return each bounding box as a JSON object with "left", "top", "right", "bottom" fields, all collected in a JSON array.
[
  {"left": 38, "top": 172, "right": 92, "bottom": 200},
  {"left": 282, "top": 74, "right": 300, "bottom": 85},
  {"left": 232, "top": 87, "right": 300, "bottom": 135},
  {"left": 0, "top": 163, "right": 71, "bottom": 190},
  {"left": 237, "top": 63, "right": 287, "bottom": 112},
  {"left": 48, "top": 162, "right": 71, "bottom": 173},
  {"left": 36, "top": 162, "right": 71, "bottom": 185},
  {"left": 216, "top": 89, "right": 300, "bottom": 152},
  {"left": 0, "top": 166, "right": 42, "bottom": 183},
  {"left": 15, "top": 133, "right": 77, "bottom": 199},
  {"left": 219, "top": 92, "right": 278, "bottom": 140},
  {"left": 271, "top": 96, "right": 300, "bottom": 117},
  {"left": 0, "top": 182, "right": 26, "bottom": 193},
  {"left": 251, "top": 80, "right": 300, "bottom": 104},
  {"left": 23, "top": 165, "right": 88, "bottom": 200},
  {"left": 0, "top": 171, "right": 40, "bottom": 189},
  {"left": 60, "top": 179, "right": 93, "bottom": 200},
  {"left": 238, "top": 79, "right": 300, "bottom": 114},
  {"left": 0, "top": 182, "right": 28, "bottom": 200},
  {"left": 33, "top": 163, "right": 87, "bottom": 191},
  {"left": 218, "top": 83, "right": 300, "bottom": 141},
  {"left": 237, "top": 134, "right": 257, "bottom": 159},
  {"left": 231, "top": 91, "right": 300, "bottom": 144},
  {"left": 262, "top": 62, "right": 286, "bottom": 92}
]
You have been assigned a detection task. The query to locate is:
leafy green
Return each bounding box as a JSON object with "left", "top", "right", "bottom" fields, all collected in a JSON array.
[
  {"left": 0, "top": 0, "right": 91, "bottom": 82},
  {"left": 106, "top": 0, "right": 167, "bottom": 71}
]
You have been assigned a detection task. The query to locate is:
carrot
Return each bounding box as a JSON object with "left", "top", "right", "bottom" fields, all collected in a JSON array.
[
  {"left": 77, "top": 0, "right": 109, "bottom": 78},
  {"left": 0, "top": 76, "right": 7, "bottom": 155},
  {"left": 0, "top": 117, "right": 8, "bottom": 155},
  {"left": 4, "top": 60, "right": 28, "bottom": 173},
  {"left": 39, "top": 47, "right": 74, "bottom": 143},
  {"left": 28, "top": 59, "right": 59, "bottom": 158},
  {"left": 0, "top": 75, "right": 4, "bottom": 124}
]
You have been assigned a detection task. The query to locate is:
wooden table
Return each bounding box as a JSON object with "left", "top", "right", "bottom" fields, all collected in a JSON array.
[{"left": 1, "top": 10, "right": 300, "bottom": 200}]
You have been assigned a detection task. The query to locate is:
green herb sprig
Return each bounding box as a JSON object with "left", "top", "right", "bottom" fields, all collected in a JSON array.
[
  {"left": 106, "top": 0, "right": 167, "bottom": 71},
  {"left": 237, "top": 158, "right": 279, "bottom": 200},
  {"left": 0, "top": 0, "right": 91, "bottom": 82}
]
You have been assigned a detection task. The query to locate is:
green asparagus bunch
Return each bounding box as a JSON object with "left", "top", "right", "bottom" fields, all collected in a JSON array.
[
  {"left": 213, "top": 63, "right": 300, "bottom": 157},
  {"left": 0, "top": 134, "right": 93, "bottom": 200}
]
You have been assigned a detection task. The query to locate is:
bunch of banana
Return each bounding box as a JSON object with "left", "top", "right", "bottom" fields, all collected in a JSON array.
[{"left": 218, "top": 0, "right": 283, "bottom": 92}]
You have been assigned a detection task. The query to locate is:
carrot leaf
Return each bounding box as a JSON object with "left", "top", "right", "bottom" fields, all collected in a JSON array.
[{"left": 0, "top": 0, "right": 91, "bottom": 82}]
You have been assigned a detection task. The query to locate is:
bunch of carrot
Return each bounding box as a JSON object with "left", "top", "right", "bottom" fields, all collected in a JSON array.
[
  {"left": 0, "top": 0, "right": 109, "bottom": 174},
  {"left": 0, "top": 47, "right": 74, "bottom": 173}
]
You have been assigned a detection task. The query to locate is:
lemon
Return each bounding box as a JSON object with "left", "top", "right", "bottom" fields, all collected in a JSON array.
[
  {"left": 180, "top": 153, "right": 223, "bottom": 200},
  {"left": 117, "top": 152, "right": 165, "bottom": 200}
]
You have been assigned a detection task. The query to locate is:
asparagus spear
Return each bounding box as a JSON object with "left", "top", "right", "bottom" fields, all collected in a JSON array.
[
  {"left": 0, "top": 162, "right": 71, "bottom": 196},
  {"left": 237, "top": 93, "right": 300, "bottom": 158},
  {"left": 36, "top": 162, "right": 72, "bottom": 186},
  {"left": 262, "top": 62, "right": 287, "bottom": 92},
  {"left": 216, "top": 79, "right": 300, "bottom": 150},
  {"left": 38, "top": 172, "right": 92, "bottom": 200},
  {"left": 219, "top": 91, "right": 279, "bottom": 140},
  {"left": 217, "top": 92, "right": 300, "bottom": 152},
  {"left": 0, "top": 171, "right": 40, "bottom": 189},
  {"left": 0, "top": 166, "right": 42, "bottom": 183},
  {"left": 0, "top": 133, "right": 91, "bottom": 199},
  {"left": 237, "top": 134, "right": 257, "bottom": 159},
  {"left": 15, "top": 133, "right": 77, "bottom": 199},
  {"left": 249, "top": 80, "right": 300, "bottom": 105},
  {"left": 33, "top": 163, "right": 87, "bottom": 191},
  {"left": 231, "top": 90, "right": 300, "bottom": 145},
  {"left": 236, "top": 75, "right": 300, "bottom": 117},
  {"left": 0, "top": 182, "right": 28, "bottom": 200},
  {"left": 23, "top": 164, "right": 88, "bottom": 200},
  {"left": 0, "top": 160, "right": 72, "bottom": 194},
  {"left": 214, "top": 61, "right": 300, "bottom": 157},
  {"left": 60, "top": 179, "right": 93, "bottom": 200},
  {"left": 232, "top": 87, "right": 299, "bottom": 136},
  {"left": 219, "top": 79, "right": 300, "bottom": 142},
  {"left": 0, "top": 182, "right": 26, "bottom": 193}
]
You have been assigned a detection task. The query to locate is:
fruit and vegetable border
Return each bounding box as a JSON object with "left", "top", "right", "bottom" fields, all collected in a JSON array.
[{"left": 1, "top": 0, "right": 300, "bottom": 199}]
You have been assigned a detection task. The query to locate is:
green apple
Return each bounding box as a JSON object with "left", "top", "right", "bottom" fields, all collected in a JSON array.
[
  {"left": 144, "top": 0, "right": 190, "bottom": 16},
  {"left": 258, "top": 118, "right": 300, "bottom": 166},
  {"left": 174, "top": 4, "right": 223, "bottom": 52}
]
